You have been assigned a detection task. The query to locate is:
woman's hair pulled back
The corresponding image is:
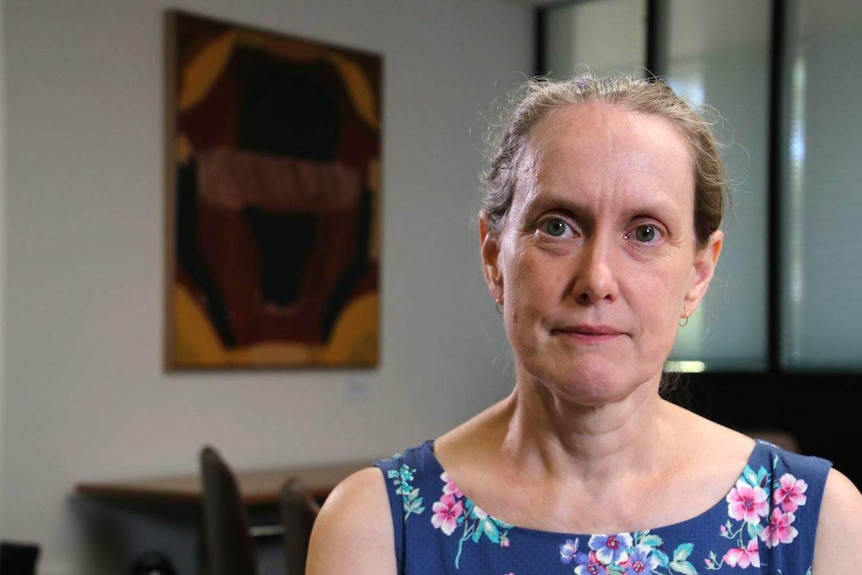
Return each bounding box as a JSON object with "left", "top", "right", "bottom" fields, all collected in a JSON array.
[{"left": 480, "top": 74, "right": 728, "bottom": 248}]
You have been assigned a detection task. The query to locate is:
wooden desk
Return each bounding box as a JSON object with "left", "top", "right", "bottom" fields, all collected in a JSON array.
[{"left": 76, "top": 458, "right": 371, "bottom": 507}]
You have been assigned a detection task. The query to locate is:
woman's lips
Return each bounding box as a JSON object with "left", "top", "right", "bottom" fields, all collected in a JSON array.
[{"left": 552, "top": 324, "right": 626, "bottom": 343}]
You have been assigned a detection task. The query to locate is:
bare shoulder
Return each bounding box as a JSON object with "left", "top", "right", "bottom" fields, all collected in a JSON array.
[
  {"left": 307, "top": 467, "right": 397, "bottom": 575},
  {"left": 667, "top": 402, "right": 756, "bottom": 462},
  {"left": 812, "top": 468, "right": 862, "bottom": 571}
]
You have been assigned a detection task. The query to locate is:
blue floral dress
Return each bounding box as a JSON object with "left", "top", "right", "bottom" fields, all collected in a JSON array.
[{"left": 375, "top": 440, "right": 830, "bottom": 575}]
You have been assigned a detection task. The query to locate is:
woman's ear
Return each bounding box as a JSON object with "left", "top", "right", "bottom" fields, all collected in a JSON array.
[
  {"left": 684, "top": 230, "right": 724, "bottom": 313},
  {"left": 479, "top": 212, "right": 504, "bottom": 300}
]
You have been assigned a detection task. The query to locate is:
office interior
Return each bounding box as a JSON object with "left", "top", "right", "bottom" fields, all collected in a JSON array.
[{"left": 0, "top": 1, "right": 859, "bottom": 574}]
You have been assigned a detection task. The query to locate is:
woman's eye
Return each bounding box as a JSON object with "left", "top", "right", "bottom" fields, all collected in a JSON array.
[
  {"left": 541, "top": 218, "right": 570, "bottom": 237},
  {"left": 633, "top": 224, "right": 660, "bottom": 243}
]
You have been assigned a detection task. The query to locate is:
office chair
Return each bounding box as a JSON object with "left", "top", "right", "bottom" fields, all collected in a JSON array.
[
  {"left": 199, "top": 445, "right": 258, "bottom": 575},
  {"left": 279, "top": 478, "right": 321, "bottom": 575}
]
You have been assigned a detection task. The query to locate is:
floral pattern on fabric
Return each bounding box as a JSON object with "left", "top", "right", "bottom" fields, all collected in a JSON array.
[
  {"left": 431, "top": 472, "right": 514, "bottom": 568},
  {"left": 386, "top": 454, "right": 426, "bottom": 520},
  {"left": 559, "top": 532, "right": 697, "bottom": 575},
  {"left": 378, "top": 441, "right": 828, "bottom": 575},
  {"left": 385, "top": 464, "right": 515, "bottom": 569},
  {"left": 704, "top": 458, "right": 810, "bottom": 571},
  {"left": 557, "top": 461, "right": 815, "bottom": 574}
]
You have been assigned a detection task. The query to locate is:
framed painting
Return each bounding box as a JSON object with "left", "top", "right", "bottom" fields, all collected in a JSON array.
[{"left": 164, "top": 10, "right": 382, "bottom": 369}]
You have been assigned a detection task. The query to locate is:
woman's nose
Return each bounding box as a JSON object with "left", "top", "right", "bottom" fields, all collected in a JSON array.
[{"left": 572, "top": 237, "right": 619, "bottom": 305}]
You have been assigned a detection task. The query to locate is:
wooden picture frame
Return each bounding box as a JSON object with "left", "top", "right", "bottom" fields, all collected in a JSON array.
[{"left": 164, "top": 10, "right": 382, "bottom": 369}]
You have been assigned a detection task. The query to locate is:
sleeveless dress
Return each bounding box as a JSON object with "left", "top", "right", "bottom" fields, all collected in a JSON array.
[{"left": 375, "top": 439, "right": 831, "bottom": 575}]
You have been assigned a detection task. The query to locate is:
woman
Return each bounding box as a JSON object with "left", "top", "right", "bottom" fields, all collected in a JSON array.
[{"left": 307, "top": 75, "right": 862, "bottom": 574}]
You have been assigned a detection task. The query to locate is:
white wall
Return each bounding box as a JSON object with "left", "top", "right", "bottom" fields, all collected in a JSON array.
[
  {"left": 0, "top": 0, "right": 6, "bottom": 541},
  {"left": 0, "top": 1, "right": 531, "bottom": 573}
]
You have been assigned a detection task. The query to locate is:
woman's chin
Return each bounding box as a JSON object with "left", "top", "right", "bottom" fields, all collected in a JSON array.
[{"left": 526, "top": 358, "right": 661, "bottom": 406}]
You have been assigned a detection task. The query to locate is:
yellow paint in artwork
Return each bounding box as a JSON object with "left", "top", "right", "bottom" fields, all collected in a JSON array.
[
  {"left": 367, "top": 159, "right": 381, "bottom": 261},
  {"left": 176, "top": 134, "right": 193, "bottom": 164},
  {"left": 319, "top": 292, "right": 379, "bottom": 364},
  {"left": 236, "top": 30, "right": 267, "bottom": 51},
  {"left": 179, "top": 31, "right": 239, "bottom": 112},
  {"left": 324, "top": 53, "right": 380, "bottom": 131},
  {"left": 230, "top": 341, "right": 315, "bottom": 365},
  {"left": 173, "top": 284, "right": 227, "bottom": 366},
  {"left": 173, "top": 284, "right": 379, "bottom": 367}
]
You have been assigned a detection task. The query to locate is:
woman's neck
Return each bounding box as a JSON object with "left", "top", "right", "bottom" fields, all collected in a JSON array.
[
  {"left": 434, "top": 374, "right": 752, "bottom": 533},
  {"left": 495, "top": 374, "right": 680, "bottom": 487}
]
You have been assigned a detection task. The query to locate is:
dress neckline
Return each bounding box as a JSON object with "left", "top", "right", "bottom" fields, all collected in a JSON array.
[{"left": 422, "top": 438, "right": 766, "bottom": 537}]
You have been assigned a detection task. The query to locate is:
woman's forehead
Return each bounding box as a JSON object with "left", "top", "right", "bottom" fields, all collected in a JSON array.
[
  {"left": 513, "top": 102, "right": 695, "bottom": 213},
  {"left": 529, "top": 101, "right": 687, "bottom": 154}
]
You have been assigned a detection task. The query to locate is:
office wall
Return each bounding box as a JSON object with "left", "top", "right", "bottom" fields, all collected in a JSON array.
[
  {"left": 0, "top": 1, "right": 531, "bottom": 573},
  {"left": 0, "top": 0, "right": 6, "bottom": 540}
]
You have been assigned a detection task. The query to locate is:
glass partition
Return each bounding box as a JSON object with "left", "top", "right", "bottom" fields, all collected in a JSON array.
[
  {"left": 664, "top": 0, "right": 771, "bottom": 370},
  {"left": 544, "top": 0, "right": 647, "bottom": 80},
  {"left": 780, "top": 0, "right": 862, "bottom": 369}
]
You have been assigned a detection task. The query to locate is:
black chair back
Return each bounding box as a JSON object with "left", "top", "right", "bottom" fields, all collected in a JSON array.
[
  {"left": 279, "top": 479, "right": 320, "bottom": 575},
  {"left": 199, "top": 446, "right": 258, "bottom": 575}
]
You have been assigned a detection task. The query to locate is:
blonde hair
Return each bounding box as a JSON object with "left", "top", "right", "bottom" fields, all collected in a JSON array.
[{"left": 480, "top": 74, "right": 728, "bottom": 248}]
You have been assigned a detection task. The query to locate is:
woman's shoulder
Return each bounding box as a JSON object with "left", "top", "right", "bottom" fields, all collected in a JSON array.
[
  {"left": 307, "top": 466, "right": 397, "bottom": 575},
  {"left": 308, "top": 441, "right": 440, "bottom": 575},
  {"left": 732, "top": 437, "right": 860, "bottom": 570},
  {"left": 812, "top": 467, "right": 862, "bottom": 570},
  {"left": 743, "top": 435, "right": 834, "bottom": 491}
]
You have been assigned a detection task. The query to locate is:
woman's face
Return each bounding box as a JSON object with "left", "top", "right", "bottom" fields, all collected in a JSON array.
[{"left": 481, "top": 102, "right": 723, "bottom": 405}]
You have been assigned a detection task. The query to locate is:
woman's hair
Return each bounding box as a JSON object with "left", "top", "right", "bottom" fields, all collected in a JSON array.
[{"left": 480, "top": 74, "right": 728, "bottom": 249}]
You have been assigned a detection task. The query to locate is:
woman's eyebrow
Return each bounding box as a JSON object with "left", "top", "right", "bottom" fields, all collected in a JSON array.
[
  {"left": 520, "top": 196, "right": 590, "bottom": 225},
  {"left": 524, "top": 190, "right": 682, "bottom": 221}
]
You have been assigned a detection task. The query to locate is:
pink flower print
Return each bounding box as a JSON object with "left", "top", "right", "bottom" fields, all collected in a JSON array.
[
  {"left": 501, "top": 533, "right": 510, "bottom": 548},
  {"left": 431, "top": 493, "right": 464, "bottom": 535},
  {"left": 760, "top": 508, "right": 798, "bottom": 548},
  {"left": 723, "top": 538, "right": 761, "bottom": 568},
  {"left": 774, "top": 473, "right": 808, "bottom": 512},
  {"left": 726, "top": 481, "right": 769, "bottom": 524},
  {"left": 440, "top": 472, "right": 463, "bottom": 498}
]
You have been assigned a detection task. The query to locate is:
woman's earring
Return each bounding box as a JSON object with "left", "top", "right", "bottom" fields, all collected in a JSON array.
[
  {"left": 495, "top": 296, "right": 504, "bottom": 315},
  {"left": 679, "top": 307, "right": 690, "bottom": 328}
]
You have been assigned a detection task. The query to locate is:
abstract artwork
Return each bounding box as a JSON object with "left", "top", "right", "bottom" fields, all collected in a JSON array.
[{"left": 165, "top": 10, "right": 381, "bottom": 368}]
